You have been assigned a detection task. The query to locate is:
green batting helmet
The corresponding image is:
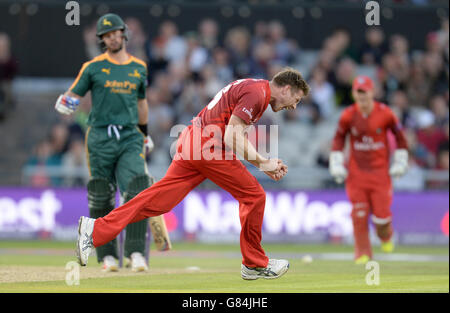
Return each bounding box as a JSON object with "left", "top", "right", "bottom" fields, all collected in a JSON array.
[
  {"left": 96, "top": 13, "right": 129, "bottom": 51},
  {"left": 96, "top": 13, "right": 128, "bottom": 39}
]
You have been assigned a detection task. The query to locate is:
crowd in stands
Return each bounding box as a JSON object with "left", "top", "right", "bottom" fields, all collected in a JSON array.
[
  {"left": 0, "top": 32, "right": 17, "bottom": 121},
  {"left": 24, "top": 17, "right": 449, "bottom": 189}
]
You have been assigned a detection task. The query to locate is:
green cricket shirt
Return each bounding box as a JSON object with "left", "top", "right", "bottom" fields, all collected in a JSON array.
[{"left": 70, "top": 52, "right": 147, "bottom": 127}]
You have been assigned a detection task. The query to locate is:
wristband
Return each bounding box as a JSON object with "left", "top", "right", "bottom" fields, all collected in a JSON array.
[{"left": 138, "top": 124, "right": 148, "bottom": 136}]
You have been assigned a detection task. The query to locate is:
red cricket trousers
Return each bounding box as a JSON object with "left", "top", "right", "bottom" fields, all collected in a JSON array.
[{"left": 92, "top": 125, "right": 269, "bottom": 268}]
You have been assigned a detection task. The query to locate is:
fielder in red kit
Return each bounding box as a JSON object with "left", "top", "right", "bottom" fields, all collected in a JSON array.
[
  {"left": 329, "top": 76, "right": 409, "bottom": 264},
  {"left": 76, "top": 68, "right": 310, "bottom": 280}
]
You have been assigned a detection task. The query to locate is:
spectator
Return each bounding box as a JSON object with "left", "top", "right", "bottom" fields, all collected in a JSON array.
[
  {"left": 150, "top": 20, "right": 187, "bottom": 64},
  {"left": 25, "top": 140, "right": 62, "bottom": 187},
  {"left": 198, "top": 18, "right": 219, "bottom": 52},
  {"left": 436, "top": 18, "right": 449, "bottom": 61},
  {"left": 266, "top": 20, "right": 297, "bottom": 64},
  {"left": 225, "top": 26, "right": 252, "bottom": 78},
  {"left": 309, "top": 66, "right": 336, "bottom": 119},
  {"left": 185, "top": 31, "right": 209, "bottom": 78},
  {"left": 359, "top": 27, "right": 388, "bottom": 66},
  {"left": 331, "top": 27, "right": 358, "bottom": 61},
  {"left": 147, "top": 87, "right": 175, "bottom": 149},
  {"left": 211, "top": 47, "right": 233, "bottom": 84},
  {"left": 331, "top": 57, "right": 357, "bottom": 107},
  {"left": 437, "top": 140, "right": 449, "bottom": 170},
  {"left": 58, "top": 113, "right": 85, "bottom": 147},
  {"left": 416, "top": 110, "right": 447, "bottom": 167},
  {"left": 389, "top": 34, "right": 410, "bottom": 64},
  {"left": 429, "top": 95, "right": 449, "bottom": 127},
  {"left": 200, "top": 64, "right": 223, "bottom": 100},
  {"left": 62, "top": 139, "right": 89, "bottom": 187},
  {"left": 174, "top": 80, "right": 205, "bottom": 126},
  {"left": 251, "top": 21, "right": 269, "bottom": 50},
  {"left": 0, "top": 32, "right": 18, "bottom": 121},
  {"left": 389, "top": 90, "right": 415, "bottom": 129},
  {"left": 406, "top": 61, "right": 430, "bottom": 107},
  {"left": 422, "top": 51, "right": 448, "bottom": 97},
  {"left": 379, "top": 53, "right": 409, "bottom": 99},
  {"left": 153, "top": 71, "right": 175, "bottom": 105},
  {"left": 83, "top": 21, "right": 102, "bottom": 59},
  {"left": 250, "top": 40, "right": 275, "bottom": 78},
  {"left": 49, "top": 124, "right": 70, "bottom": 159},
  {"left": 124, "top": 17, "right": 148, "bottom": 62}
]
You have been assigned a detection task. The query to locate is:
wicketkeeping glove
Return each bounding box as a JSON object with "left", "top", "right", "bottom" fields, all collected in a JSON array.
[
  {"left": 389, "top": 149, "right": 409, "bottom": 178},
  {"left": 55, "top": 94, "right": 80, "bottom": 115},
  {"left": 329, "top": 151, "right": 348, "bottom": 184}
]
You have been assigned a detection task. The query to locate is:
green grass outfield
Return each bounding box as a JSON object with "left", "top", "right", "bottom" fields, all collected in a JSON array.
[{"left": 0, "top": 240, "right": 448, "bottom": 293}]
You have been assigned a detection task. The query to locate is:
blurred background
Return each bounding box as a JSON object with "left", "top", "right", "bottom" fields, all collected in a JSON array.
[{"left": 0, "top": 0, "right": 448, "bottom": 246}]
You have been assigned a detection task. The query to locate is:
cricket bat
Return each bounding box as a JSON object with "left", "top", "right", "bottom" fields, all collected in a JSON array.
[{"left": 149, "top": 215, "right": 172, "bottom": 251}]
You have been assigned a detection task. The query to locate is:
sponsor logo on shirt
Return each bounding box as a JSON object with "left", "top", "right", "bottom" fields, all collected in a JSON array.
[
  {"left": 353, "top": 136, "right": 385, "bottom": 151},
  {"left": 104, "top": 80, "right": 137, "bottom": 94},
  {"left": 102, "top": 68, "right": 111, "bottom": 75},
  {"left": 242, "top": 107, "right": 253, "bottom": 121}
]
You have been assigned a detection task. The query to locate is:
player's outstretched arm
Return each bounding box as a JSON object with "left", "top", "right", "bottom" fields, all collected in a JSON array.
[
  {"left": 55, "top": 91, "right": 81, "bottom": 115},
  {"left": 224, "top": 114, "right": 287, "bottom": 181}
]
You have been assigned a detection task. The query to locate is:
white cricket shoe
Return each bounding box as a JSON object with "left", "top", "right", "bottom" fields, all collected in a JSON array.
[
  {"left": 76, "top": 216, "right": 95, "bottom": 266},
  {"left": 102, "top": 255, "right": 119, "bottom": 272},
  {"left": 130, "top": 252, "right": 148, "bottom": 272},
  {"left": 241, "top": 259, "right": 289, "bottom": 280}
]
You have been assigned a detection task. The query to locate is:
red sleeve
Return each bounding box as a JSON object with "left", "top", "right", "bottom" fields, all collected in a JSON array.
[
  {"left": 332, "top": 109, "right": 351, "bottom": 151},
  {"left": 387, "top": 108, "right": 408, "bottom": 150},
  {"left": 233, "top": 86, "right": 264, "bottom": 125}
]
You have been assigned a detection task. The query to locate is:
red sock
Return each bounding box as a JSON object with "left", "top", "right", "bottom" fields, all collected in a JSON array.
[{"left": 351, "top": 207, "right": 372, "bottom": 259}]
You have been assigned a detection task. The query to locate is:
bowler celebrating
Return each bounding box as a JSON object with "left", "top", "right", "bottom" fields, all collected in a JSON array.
[
  {"left": 76, "top": 68, "right": 310, "bottom": 280},
  {"left": 329, "top": 76, "right": 409, "bottom": 264}
]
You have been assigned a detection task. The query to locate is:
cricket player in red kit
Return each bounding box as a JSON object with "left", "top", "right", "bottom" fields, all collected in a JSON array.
[
  {"left": 76, "top": 68, "right": 310, "bottom": 280},
  {"left": 329, "top": 76, "right": 409, "bottom": 265}
]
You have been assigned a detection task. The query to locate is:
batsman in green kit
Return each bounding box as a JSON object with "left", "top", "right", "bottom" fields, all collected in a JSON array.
[{"left": 55, "top": 13, "right": 154, "bottom": 272}]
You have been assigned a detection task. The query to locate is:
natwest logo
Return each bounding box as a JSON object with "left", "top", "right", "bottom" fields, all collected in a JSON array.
[
  {"left": 183, "top": 191, "right": 353, "bottom": 236},
  {"left": 0, "top": 190, "right": 62, "bottom": 232}
]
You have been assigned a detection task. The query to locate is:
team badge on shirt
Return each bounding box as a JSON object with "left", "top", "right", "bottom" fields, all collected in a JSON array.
[{"left": 128, "top": 69, "right": 141, "bottom": 78}]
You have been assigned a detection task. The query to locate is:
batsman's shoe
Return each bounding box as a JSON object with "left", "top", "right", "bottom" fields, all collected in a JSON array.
[
  {"left": 76, "top": 216, "right": 95, "bottom": 266},
  {"left": 241, "top": 259, "right": 289, "bottom": 280},
  {"left": 102, "top": 255, "right": 119, "bottom": 272},
  {"left": 354, "top": 255, "right": 370, "bottom": 265},
  {"left": 130, "top": 252, "right": 148, "bottom": 272},
  {"left": 381, "top": 240, "right": 394, "bottom": 253}
]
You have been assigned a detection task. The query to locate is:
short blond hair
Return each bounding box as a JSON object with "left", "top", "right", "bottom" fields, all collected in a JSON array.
[{"left": 272, "top": 67, "right": 310, "bottom": 96}]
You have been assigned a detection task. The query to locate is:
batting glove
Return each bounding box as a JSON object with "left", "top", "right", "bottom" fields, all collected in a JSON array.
[
  {"left": 329, "top": 151, "right": 348, "bottom": 184},
  {"left": 55, "top": 94, "right": 80, "bottom": 115},
  {"left": 144, "top": 135, "right": 155, "bottom": 154},
  {"left": 389, "top": 149, "right": 409, "bottom": 178}
]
